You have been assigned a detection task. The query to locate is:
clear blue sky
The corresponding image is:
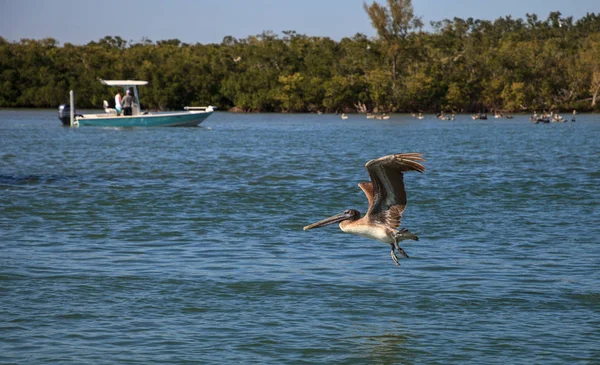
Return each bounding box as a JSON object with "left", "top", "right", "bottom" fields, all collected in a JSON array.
[{"left": 1, "top": 0, "right": 597, "bottom": 45}]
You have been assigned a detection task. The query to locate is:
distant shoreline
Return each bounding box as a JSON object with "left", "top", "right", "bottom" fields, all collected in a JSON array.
[
  {"left": 2, "top": 12, "right": 599, "bottom": 113},
  {"left": 1, "top": 107, "right": 595, "bottom": 116}
]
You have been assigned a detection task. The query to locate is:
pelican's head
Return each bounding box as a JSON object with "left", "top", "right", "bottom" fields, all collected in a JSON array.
[{"left": 303, "top": 209, "right": 360, "bottom": 231}]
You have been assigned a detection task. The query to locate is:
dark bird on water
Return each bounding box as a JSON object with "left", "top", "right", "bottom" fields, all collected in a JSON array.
[{"left": 303, "top": 153, "right": 425, "bottom": 265}]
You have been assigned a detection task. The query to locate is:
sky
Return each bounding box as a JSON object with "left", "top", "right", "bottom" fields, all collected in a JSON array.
[{"left": 1, "top": 0, "right": 598, "bottom": 45}]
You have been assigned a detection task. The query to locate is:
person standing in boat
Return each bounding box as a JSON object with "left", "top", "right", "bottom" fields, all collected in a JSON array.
[
  {"left": 122, "top": 89, "right": 133, "bottom": 116},
  {"left": 115, "top": 91, "right": 123, "bottom": 116}
]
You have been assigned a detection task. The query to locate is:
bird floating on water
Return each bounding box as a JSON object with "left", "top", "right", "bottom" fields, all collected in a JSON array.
[{"left": 304, "top": 153, "right": 425, "bottom": 265}]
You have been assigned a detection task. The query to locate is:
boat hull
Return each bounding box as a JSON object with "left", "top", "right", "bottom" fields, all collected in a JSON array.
[{"left": 72, "top": 111, "right": 212, "bottom": 127}]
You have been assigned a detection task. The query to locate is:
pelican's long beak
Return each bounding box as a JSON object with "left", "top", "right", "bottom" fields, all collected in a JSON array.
[{"left": 303, "top": 211, "right": 352, "bottom": 231}]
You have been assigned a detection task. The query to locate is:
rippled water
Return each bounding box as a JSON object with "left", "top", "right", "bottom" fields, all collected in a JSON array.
[{"left": 1, "top": 110, "right": 599, "bottom": 364}]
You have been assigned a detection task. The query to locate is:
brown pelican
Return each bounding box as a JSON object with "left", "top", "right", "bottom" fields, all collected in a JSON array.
[{"left": 304, "top": 153, "right": 425, "bottom": 265}]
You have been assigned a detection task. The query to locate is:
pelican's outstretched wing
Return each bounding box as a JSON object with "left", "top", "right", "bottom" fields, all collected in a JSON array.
[{"left": 363, "top": 153, "right": 425, "bottom": 229}]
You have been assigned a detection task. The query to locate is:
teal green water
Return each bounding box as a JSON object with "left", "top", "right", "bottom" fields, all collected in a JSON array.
[{"left": 1, "top": 110, "right": 599, "bottom": 364}]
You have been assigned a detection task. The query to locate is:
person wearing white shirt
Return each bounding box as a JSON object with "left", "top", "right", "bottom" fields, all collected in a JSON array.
[{"left": 115, "top": 91, "right": 123, "bottom": 116}]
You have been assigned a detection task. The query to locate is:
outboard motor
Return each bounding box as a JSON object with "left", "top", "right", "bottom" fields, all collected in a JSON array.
[{"left": 58, "top": 104, "right": 72, "bottom": 126}]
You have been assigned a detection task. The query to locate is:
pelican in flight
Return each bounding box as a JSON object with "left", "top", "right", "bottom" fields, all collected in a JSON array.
[{"left": 304, "top": 153, "right": 425, "bottom": 265}]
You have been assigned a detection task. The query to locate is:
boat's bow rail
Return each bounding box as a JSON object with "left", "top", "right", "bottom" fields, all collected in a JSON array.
[{"left": 184, "top": 106, "right": 216, "bottom": 112}]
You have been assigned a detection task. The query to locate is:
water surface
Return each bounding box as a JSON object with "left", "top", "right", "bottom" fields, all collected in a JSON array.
[{"left": 1, "top": 110, "right": 599, "bottom": 364}]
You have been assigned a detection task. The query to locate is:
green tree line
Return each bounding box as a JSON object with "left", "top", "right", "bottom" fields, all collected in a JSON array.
[{"left": 1, "top": 5, "right": 599, "bottom": 113}]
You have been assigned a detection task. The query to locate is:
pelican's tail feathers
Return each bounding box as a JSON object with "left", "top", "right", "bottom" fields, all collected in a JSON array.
[{"left": 394, "top": 228, "right": 418, "bottom": 242}]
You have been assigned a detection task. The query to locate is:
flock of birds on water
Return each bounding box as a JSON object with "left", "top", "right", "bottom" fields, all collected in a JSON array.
[{"left": 334, "top": 110, "right": 578, "bottom": 123}]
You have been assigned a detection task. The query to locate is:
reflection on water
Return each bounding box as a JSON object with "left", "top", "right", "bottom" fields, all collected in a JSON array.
[{"left": 353, "top": 328, "right": 415, "bottom": 364}]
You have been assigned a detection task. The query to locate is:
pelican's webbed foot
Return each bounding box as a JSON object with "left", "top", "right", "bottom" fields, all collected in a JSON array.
[
  {"left": 396, "top": 245, "right": 409, "bottom": 259},
  {"left": 390, "top": 244, "right": 401, "bottom": 266}
]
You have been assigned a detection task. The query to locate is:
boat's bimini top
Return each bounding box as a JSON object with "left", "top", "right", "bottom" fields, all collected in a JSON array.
[{"left": 99, "top": 79, "right": 148, "bottom": 87}]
